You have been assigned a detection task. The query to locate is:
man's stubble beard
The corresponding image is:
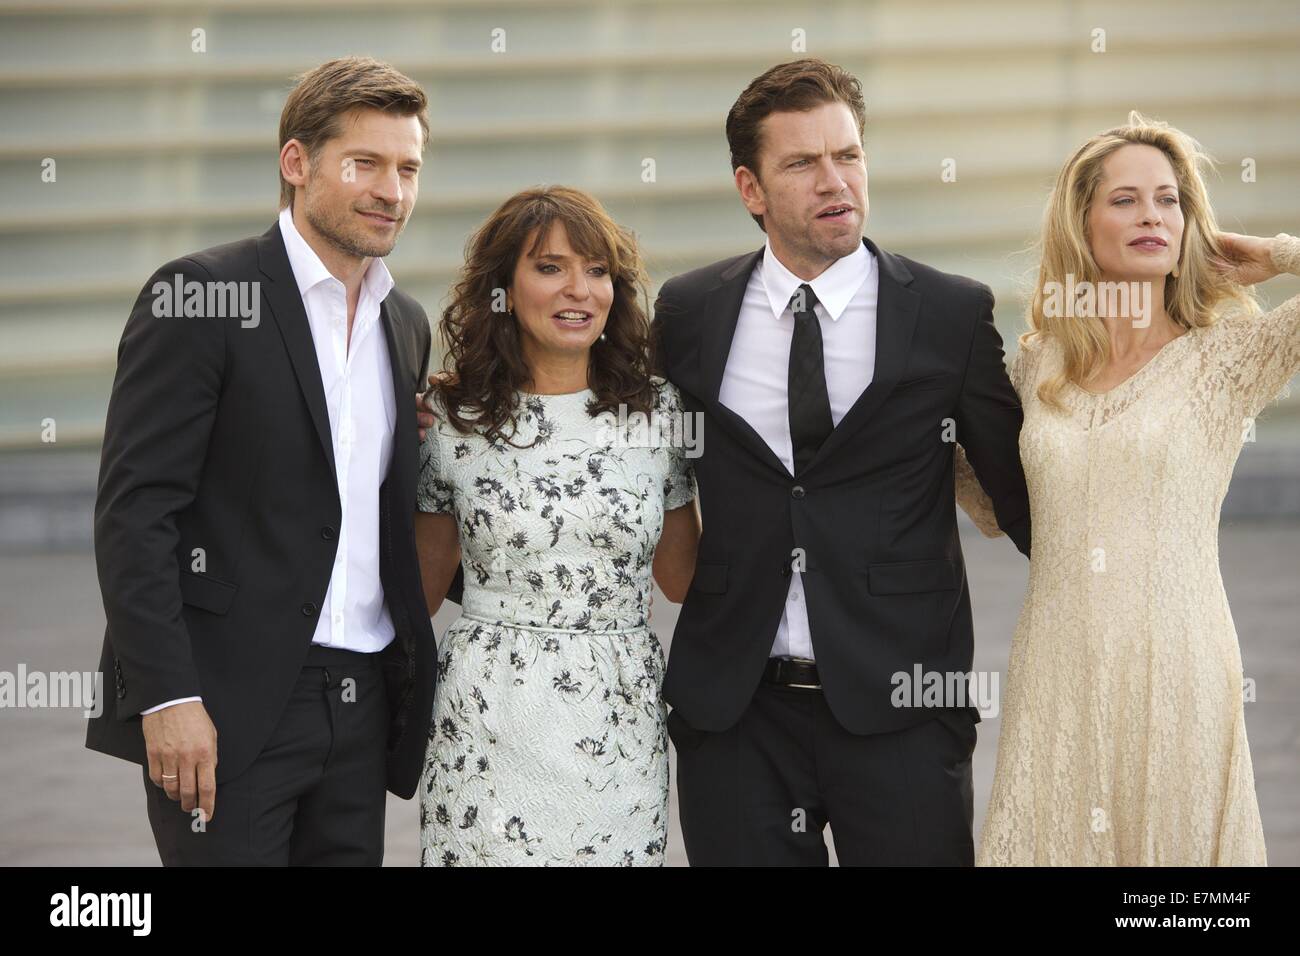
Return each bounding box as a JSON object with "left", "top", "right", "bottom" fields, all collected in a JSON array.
[{"left": 304, "top": 186, "right": 404, "bottom": 260}]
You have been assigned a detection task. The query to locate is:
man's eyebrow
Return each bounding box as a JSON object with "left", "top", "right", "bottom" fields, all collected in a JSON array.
[
  {"left": 347, "top": 148, "right": 422, "bottom": 167},
  {"left": 777, "top": 144, "right": 863, "bottom": 163}
]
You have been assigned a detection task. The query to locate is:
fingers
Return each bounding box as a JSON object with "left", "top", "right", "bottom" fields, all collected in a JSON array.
[
  {"left": 162, "top": 763, "right": 181, "bottom": 800},
  {"left": 179, "top": 755, "right": 199, "bottom": 812},
  {"left": 147, "top": 751, "right": 163, "bottom": 788},
  {"left": 197, "top": 760, "right": 217, "bottom": 823}
]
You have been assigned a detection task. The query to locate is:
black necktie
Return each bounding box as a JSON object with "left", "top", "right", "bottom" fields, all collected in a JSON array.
[{"left": 787, "top": 283, "right": 834, "bottom": 476}]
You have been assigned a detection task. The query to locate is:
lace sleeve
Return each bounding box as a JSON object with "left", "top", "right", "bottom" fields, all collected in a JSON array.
[
  {"left": 955, "top": 442, "right": 1003, "bottom": 537},
  {"left": 1212, "top": 234, "right": 1300, "bottom": 419}
]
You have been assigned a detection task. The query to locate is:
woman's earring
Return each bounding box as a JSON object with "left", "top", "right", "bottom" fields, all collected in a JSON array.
[
  {"left": 1170, "top": 259, "right": 1180, "bottom": 279},
  {"left": 598, "top": 332, "right": 607, "bottom": 342}
]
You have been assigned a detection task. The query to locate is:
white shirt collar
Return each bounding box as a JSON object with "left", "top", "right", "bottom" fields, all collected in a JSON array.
[
  {"left": 761, "top": 235, "right": 873, "bottom": 322},
  {"left": 277, "top": 205, "right": 394, "bottom": 304}
]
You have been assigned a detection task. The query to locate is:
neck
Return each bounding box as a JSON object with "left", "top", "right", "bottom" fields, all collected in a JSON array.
[
  {"left": 767, "top": 232, "right": 836, "bottom": 281},
  {"left": 1095, "top": 273, "right": 1181, "bottom": 357},
  {"left": 521, "top": 345, "right": 590, "bottom": 394},
  {"left": 291, "top": 203, "right": 370, "bottom": 307}
]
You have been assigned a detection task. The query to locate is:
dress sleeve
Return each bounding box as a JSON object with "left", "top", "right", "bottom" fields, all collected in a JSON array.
[
  {"left": 954, "top": 442, "right": 1004, "bottom": 537},
  {"left": 1211, "top": 233, "right": 1300, "bottom": 419},
  {"left": 657, "top": 379, "right": 699, "bottom": 511},
  {"left": 416, "top": 410, "right": 456, "bottom": 515},
  {"left": 953, "top": 334, "right": 1038, "bottom": 538},
  {"left": 1006, "top": 335, "right": 1038, "bottom": 399}
]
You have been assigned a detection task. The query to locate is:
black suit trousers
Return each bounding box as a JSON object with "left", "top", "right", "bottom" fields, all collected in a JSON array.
[
  {"left": 143, "top": 646, "right": 389, "bottom": 866},
  {"left": 670, "top": 683, "right": 976, "bottom": 866}
]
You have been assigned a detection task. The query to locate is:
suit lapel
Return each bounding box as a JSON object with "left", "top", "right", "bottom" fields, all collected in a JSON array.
[
  {"left": 379, "top": 299, "right": 414, "bottom": 502},
  {"left": 696, "top": 248, "right": 789, "bottom": 476},
  {"left": 802, "top": 237, "right": 920, "bottom": 473},
  {"left": 256, "top": 222, "right": 337, "bottom": 486},
  {"left": 696, "top": 236, "right": 920, "bottom": 477}
]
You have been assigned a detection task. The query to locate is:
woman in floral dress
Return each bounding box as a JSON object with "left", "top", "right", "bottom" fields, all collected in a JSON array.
[{"left": 413, "top": 186, "right": 700, "bottom": 866}]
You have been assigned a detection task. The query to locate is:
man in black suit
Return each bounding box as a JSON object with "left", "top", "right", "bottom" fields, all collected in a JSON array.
[
  {"left": 653, "top": 59, "right": 1031, "bottom": 865},
  {"left": 86, "top": 57, "right": 443, "bottom": 865}
]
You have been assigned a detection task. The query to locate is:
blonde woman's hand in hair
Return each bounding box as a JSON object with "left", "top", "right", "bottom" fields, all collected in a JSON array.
[{"left": 1211, "top": 232, "right": 1282, "bottom": 287}]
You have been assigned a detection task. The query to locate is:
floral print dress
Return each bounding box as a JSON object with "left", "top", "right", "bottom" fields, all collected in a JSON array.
[{"left": 416, "top": 378, "right": 697, "bottom": 866}]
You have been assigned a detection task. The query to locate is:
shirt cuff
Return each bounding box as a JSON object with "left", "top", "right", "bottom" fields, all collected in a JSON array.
[{"left": 140, "top": 696, "right": 203, "bottom": 716}]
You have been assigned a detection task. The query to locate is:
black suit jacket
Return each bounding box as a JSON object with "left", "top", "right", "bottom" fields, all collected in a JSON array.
[
  {"left": 85, "top": 221, "right": 439, "bottom": 799},
  {"left": 654, "top": 236, "right": 1030, "bottom": 736}
]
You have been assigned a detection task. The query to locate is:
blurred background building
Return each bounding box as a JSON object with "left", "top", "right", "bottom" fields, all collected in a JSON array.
[
  {"left": 1, "top": 0, "right": 1298, "bottom": 549},
  {"left": 1, "top": 0, "right": 1298, "bottom": 867}
]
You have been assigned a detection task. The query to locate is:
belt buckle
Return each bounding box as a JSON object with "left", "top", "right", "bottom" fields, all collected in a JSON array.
[{"left": 784, "top": 656, "right": 821, "bottom": 690}]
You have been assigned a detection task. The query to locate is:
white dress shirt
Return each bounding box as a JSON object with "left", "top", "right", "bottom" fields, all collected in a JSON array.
[
  {"left": 717, "top": 236, "right": 878, "bottom": 662},
  {"left": 141, "top": 208, "right": 399, "bottom": 715}
]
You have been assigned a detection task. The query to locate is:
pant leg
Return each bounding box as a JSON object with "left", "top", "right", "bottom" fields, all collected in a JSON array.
[
  {"left": 672, "top": 683, "right": 830, "bottom": 866},
  {"left": 819, "top": 706, "right": 976, "bottom": 866},
  {"left": 142, "top": 664, "right": 329, "bottom": 866},
  {"left": 288, "top": 655, "right": 388, "bottom": 866}
]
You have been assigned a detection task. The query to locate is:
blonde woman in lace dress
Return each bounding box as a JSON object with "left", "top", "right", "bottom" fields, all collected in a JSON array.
[{"left": 958, "top": 113, "right": 1299, "bottom": 865}]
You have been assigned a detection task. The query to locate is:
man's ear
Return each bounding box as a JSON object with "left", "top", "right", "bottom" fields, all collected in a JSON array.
[{"left": 735, "top": 165, "right": 766, "bottom": 220}]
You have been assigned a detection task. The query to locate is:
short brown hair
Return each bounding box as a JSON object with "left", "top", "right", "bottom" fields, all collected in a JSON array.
[
  {"left": 278, "top": 56, "right": 430, "bottom": 209},
  {"left": 725, "top": 58, "right": 866, "bottom": 231}
]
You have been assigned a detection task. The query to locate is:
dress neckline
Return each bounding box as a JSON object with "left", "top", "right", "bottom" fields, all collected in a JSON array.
[
  {"left": 1070, "top": 328, "right": 1194, "bottom": 398},
  {"left": 520, "top": 388, "right": 594, "bottom": 398}
]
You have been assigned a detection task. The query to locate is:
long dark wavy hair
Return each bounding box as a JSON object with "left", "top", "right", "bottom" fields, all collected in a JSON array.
[{"left": 432, "top": 185, "right": 657, "bottom": 444}]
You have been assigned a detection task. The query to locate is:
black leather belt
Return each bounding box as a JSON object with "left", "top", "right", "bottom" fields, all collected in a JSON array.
[
  {"left": 763, "top": 656, "right": 821, "bottom": 689},
  {"left": 303, "top": 644, "right": 380, "bottom": 667}
]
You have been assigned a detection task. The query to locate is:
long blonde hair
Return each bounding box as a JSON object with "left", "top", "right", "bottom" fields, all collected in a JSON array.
[{"left": 1025, "top": 111, "right": 1258, "bottom": 408}]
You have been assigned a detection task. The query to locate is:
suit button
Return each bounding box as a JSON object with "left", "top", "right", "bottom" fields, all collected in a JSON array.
[
  {"left": 791, "top": 485, "right": 806, "bottom": 499},
  {"left": 301, "top": 602, "right": 317, "bottom": 616},
  {"left": 321, "top": 526, "right": 336, "bottom": 540}
]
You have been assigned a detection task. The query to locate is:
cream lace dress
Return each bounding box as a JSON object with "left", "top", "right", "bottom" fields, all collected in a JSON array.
[{"left": 959, "top": 234, "right": 1300, "bottom": 866}]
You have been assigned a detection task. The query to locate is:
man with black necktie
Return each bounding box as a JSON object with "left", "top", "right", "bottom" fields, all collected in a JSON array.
[{"left": 653, "top": 58, "right": 1032, "bottom": 865}]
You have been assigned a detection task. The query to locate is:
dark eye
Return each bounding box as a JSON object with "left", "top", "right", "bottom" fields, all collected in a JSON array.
[{"left": 589, "top": 266, "right": 608, "bottom": 276}]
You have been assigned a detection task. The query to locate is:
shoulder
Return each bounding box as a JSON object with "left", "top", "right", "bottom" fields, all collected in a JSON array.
[
  {"left": 1011, "top": 330, "right": 1053, "bottom": 378},
  {"left": 175, "top": 234, "right": 261, "bottom": 280},
  {"left": 884, "top": 249, "right": 993, "bottom": 308},
  {"left": 656, "top": 247, "right": 762, "bottom": 309},
  {"left": 650, "top": 374, "right": 685, "bottom": 412}
]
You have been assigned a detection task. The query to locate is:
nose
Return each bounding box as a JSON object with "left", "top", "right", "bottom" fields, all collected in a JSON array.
[
  {"left": 371, "top": 166, "right": 403, "bottom": 209},
  {"left": 563, "top": 267, "right": 592, "bottom": 300},
  {"left": 815, "top": 155, "right": 848, "bottom": 194},
  {"left": 1138, "top": 201, "right": 1162, "bottom": 227}
]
